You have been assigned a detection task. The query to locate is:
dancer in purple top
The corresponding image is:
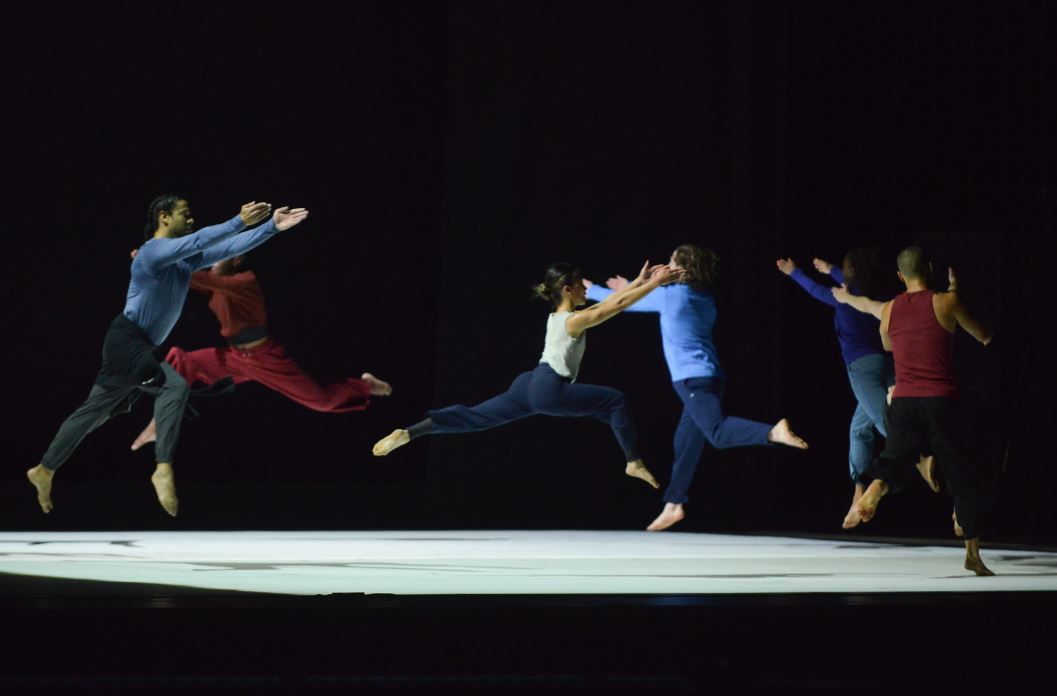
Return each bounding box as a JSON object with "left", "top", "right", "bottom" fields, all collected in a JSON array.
[{"left": 776, "top": 250, "right": 938, "bottom": 528}]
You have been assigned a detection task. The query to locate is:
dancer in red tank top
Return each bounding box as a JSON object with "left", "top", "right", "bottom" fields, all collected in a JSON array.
[
  {"left": 833, "top": 247, "right": 994, "bottom": 576},
  {"left": 128, "top": 253, "right": 392, "bottom": 451}
]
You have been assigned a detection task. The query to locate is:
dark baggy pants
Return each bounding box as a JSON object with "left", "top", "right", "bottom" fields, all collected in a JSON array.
[
  {"left": 663, "top": 377, "right": 774, "bottom": 505},
  {"left": 867, "top": 396, "right": 992, "bottom": 539},
  {"left": 40, "top": 315, "right": 190, "bottom": 470},
  {"left": 41, "top": 361, "right": 189, "bottom": 469},
  {"left": 427, "top": 363, "right": 639, "bottom": 461}
]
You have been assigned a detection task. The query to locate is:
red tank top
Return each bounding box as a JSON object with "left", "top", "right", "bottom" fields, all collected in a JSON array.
[{"left": 888, "top": 290, "right": 957, "bottom": 398}]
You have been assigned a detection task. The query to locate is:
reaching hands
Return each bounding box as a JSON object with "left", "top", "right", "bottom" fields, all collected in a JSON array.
[
  {"left": 606, "top": 275, "right": 630, "bottom": 291},
  {"left": 650, "top": 264, "right": 684, "bottom": 286},
  {"left": 776, "top": 258, "right": 797, "bottom": 275},
  {"left": 831, "top": 284, "right": 851, "bottom": 304},
  {"left": 240, "top": 202, "right": 272, "bottom": 226},
  {"left": 273, "top": 206, "right": 309, "bottom": 231},
  {"left": 812, "top": 258, "right": 833, "bottom": 274},
  {"left": 582, "top": 279, "right": 595, "bottom": 289}
]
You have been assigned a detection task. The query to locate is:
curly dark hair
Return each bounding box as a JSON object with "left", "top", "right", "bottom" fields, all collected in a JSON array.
[{"left": 672, "top": 244, "right": 718, "bottom": 291}]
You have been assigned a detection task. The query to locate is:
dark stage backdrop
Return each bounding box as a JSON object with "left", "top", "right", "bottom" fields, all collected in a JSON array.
[{"left": 3, "top": 2, "right": 1054, "bottom": 544}]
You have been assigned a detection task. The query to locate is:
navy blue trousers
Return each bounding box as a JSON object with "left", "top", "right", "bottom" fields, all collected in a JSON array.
[
  {"left": 428, "top": 364, "right": 639, "bottom": 461},
  {"left": 664, "top": 377, "right": 773, "bottom": 504}
]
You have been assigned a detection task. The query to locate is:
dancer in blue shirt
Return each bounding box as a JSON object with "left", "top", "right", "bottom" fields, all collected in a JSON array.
[
  {"left": 776, "top": 251, "right": 938, "bottom": 528},
  {"left": 586, "top": 244, "right": 808, "bottom": 532},
  {"left": 27, "top": 195, "right": 308, "bottom": 517}
]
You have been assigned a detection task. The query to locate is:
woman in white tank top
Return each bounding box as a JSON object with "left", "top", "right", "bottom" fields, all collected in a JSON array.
[{"left": 372, "top": 260, "right": 683, "bottom": 498}]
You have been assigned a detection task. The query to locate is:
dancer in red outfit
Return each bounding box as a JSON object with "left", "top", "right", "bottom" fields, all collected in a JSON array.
[{"left": 131, "top": 254, "right": 391, "bottom": 450}]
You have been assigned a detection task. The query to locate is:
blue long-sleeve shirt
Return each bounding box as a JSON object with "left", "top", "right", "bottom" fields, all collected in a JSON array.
[
  {"left": 585, "top": 283, "right": 722, "bottom": 382},
  {"left": 786, "top": 267, "right": 883, "bottom": 365},
  {"left": 124, "top": 215, "right": 281, "bottom": 345}
]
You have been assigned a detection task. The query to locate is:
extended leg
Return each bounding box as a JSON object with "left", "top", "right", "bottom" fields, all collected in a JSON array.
[
  {"left": 239, "top": 342, "right": 373, "bottom": 413},
  {"left": 31, "top": 384, "right": 136, "bottom": 513},
  {"left": 373, "top": 372, "right": 534, "bottom": 457}
]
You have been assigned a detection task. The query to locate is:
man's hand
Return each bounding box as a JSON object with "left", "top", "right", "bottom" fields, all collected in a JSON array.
[
  {"left": 606, "top": 275, "right": 630, "bottom": 291},
  {"left": 130, "top": 248, "right": 138, "bottom": 260},
  {"left": 813, "top": 258, "right": 833, "bottom": 275},
  {"left": 947, "top": 267, "right": 958, "bottom": 292},
  {"left": 582, "top": 278, "right": 595, "bottom": 289},
  {"left": 273, "top": 206, "right": 309, "bottom": 231},
  {"left": 776, "top": 258, "right": 796, "bottom": 275},
  {"left": 832, "top": 284, "right": 851, "bottom": 304},
  {"left": 240, "top": 202, "right": 272, "bottom": 226}
]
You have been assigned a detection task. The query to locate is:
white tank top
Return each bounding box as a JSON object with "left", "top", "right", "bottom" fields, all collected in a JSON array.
[{"left": 539, "top": 311, "right": 587, "bottom": 380}]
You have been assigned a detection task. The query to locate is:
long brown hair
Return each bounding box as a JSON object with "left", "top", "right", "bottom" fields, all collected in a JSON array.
[{"left": 672, "top": 244, "right": 718, "bottom": 291}]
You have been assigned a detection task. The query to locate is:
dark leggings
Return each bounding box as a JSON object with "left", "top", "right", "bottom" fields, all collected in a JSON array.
[{"left": 419, "top": 364, "right": 639, "bottom": 461}]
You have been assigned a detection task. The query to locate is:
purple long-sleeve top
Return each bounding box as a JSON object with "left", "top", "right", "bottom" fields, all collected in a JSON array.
[{"left": 787, "top": 267, "right": 883, "bottom": 366}]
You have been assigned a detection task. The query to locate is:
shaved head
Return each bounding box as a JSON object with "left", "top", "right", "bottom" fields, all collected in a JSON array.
[{"left": 896, "top": 246, "right": 930, "bottom": 280}]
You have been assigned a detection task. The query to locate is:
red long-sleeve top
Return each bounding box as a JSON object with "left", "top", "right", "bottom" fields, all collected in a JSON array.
[{"left": 189, "top": 270, "right": 268, "bottom": 339}]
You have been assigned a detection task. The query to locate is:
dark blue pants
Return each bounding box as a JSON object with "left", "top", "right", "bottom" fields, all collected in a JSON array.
[
  {"left": 429, "top": 364, "right": 639, "bottom": 461},
  {"left": 663, "top": 377, "right": 773, "bottom": 504}
]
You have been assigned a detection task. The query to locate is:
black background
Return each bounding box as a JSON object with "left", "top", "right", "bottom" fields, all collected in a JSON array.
[{"left": 3, "top": 1, "right": 1054, "bottom": 544}]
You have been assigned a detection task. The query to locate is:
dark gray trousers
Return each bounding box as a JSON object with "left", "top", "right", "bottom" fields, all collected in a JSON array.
[{"left": 41, "top": 362, "right": 189, "bottom": 470}]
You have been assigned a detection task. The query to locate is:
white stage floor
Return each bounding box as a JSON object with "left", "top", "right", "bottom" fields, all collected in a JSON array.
[{"left": 1, "top": 530, "right": 1055, "bottom": 596}]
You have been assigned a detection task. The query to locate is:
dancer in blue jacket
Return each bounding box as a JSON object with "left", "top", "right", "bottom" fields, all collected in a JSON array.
[{"left": 587, "top": 244, "right": 808, "bottom": 532}]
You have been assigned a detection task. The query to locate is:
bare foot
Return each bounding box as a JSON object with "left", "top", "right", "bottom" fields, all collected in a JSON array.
[
  {"left": 131, "top": 418, "right": 157, "bottom": 451},
  {"left": 26, "top": 464, "right": 54, "bottom": 514},
  {"left": 150, "top": 463, "right": 179, "bottom": 517},
  {"left": 647, "top": 502, "right": 685, "bottom": 531},
  {"left": 362, "top": 373, "right": 392, "bottom": 397},
  {"left": 855, "top": 479, "right": 889, "bottom": 523},
  {"left": 964, "top": 538, "right": 994, "bottom": 576},
  {"left": 842, "top": 483, "right": 865, "bottom": 529},
  {"left": 625, "top": 459, "right": 660, "bottom": 489},
  {"left": 372, "top": 429, "right": 410, "bottom": 456},
  {"left": 768, "top": 419, "right": 808, "bottom": 449},
  {"left": 916, "top": 454, "right": 940, "bottom": 493},
  {"left": 953, "top": 510, "right": 964, "bottom": 538}
]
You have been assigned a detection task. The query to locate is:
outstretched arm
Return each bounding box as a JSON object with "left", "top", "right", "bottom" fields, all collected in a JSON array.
[
  {"left": 813, "top": 257, "right": 845, "bottom": 285},
  {"left": 950, "top": 295, "right": 993, "bottom": 345},
  {"left": 567, "top": 262, "right": 682, "bottom": 336},
  {"left": 189, "top": 270, "right": 248, "bottom": 293},
  {"left": 584, "top": 274, "right": 664, "bottom": 312},
  {"left": 137, "top": 202, "right": 272, "bottom": 271},
  {"left": 832, "top": 284, "right": 885, "bottom": 319},
  {"left": 777, "top": 258, "right": 840, "bottom": 307},
  {"left": 195, "top": 207, "right": 309, "bottom": 269}
]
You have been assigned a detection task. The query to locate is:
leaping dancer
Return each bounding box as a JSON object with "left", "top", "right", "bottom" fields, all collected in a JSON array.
[
  {"left": 372, "top": 260, "right": 682, "bottom": 495},
  {"left": 776, "top": 251, "right": 938, "bottom": 529},
  {"left": 586, "top": 244, "right": 809, "bottom": 533},
  {"left": 833, "top": 248, "right": 995, "bottom": 575},
  {"left": 27, "top": 196, "right": 308, "bottom": 517},
  {"left": 129, "top": 253, "right": 391, "bottom": 452}
]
